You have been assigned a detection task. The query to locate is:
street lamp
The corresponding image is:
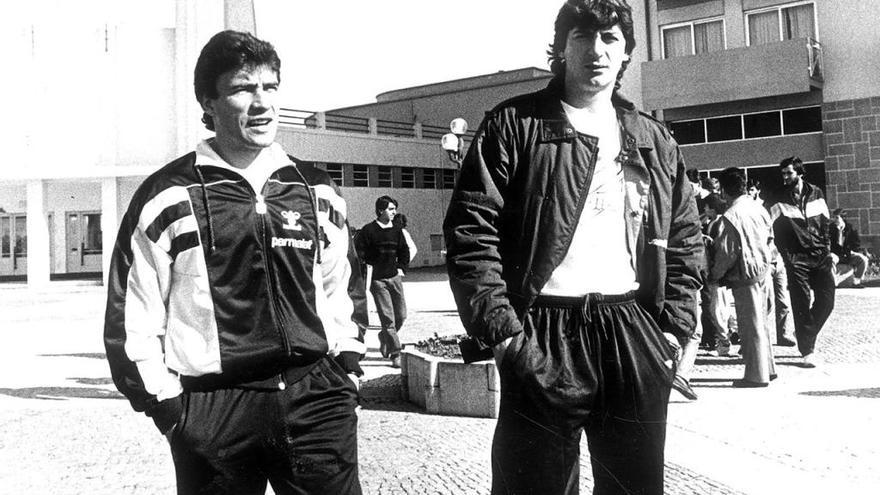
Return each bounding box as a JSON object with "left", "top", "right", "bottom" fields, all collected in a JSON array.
[{"left": 441, "top": 117, "right": 468, "bottom": 167}]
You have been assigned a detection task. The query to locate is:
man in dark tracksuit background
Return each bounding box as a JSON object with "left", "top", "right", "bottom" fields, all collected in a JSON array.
[
  {"left": 443, "top": 1, "right": 703, "bottom": 493},
  {"left": 769, "top": 156, "right": 835, "bottom": 368},
  {"left": 104, "top": 31, "right": 365, "bottom": 494}
]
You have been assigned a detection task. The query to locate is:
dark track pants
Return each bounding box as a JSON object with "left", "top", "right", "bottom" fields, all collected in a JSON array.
[
  {"left": 370, "top": 274, "right": 407, "bottom": 357},
  {"left": 169, "top": 358, "right": 361, "bottom": 495},
  {"left": 784, "top": 253, "right": 835, "bottom": 356},
  {"left": 491, "top": 293, "right": 675, "bottom": 495}
]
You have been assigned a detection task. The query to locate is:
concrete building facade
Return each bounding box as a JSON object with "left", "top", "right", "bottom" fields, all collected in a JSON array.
[{"left": 639, "top": 0, "right": 880, "bottom": 250}]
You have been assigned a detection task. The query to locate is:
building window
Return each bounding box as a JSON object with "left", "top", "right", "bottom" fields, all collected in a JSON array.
[
  {"left": 442, "top": 169, "right": 456, "bottom": 189},
  {"left": 782, "top": 106, "right": 822, "bottom": 134},
  {"left": 747, "top": 2, "right": 816, "bottom": 46},
  {"left": 352, "top": 165, "right": 369, "bottom": 187},
  {"left": 706, "top": 116, "right": 742, "bottom": 142},
  {"left": 661, "top": 19, "right": 724, "bottom": 58},
  {"left": 377, "top": 166, "right": 392, "bottom": 187},
  {"left": 326, "top": 163, "right": 344, "bottom": 186},
  {"left": 400, "top": 167, "right": 415, "bottom": 188},
  {"left": 422, "top": 169, "right": 437, "bottom": 189},
  {"left": 0, "top": 216, "right": 9, "bottom": 257},
  {"left": 430, "top": 234, "right": 444, "bottom": 252},
  {"left": 743, "top": 111, "right": 782, "bottom": 139},
  {"left": 669, "top": 120, "right": 706, "bottom": 145}
]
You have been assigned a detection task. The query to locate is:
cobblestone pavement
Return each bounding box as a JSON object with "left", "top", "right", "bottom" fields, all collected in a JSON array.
[{"left": 0, "top": 272, "right": 878, "bottom": 494}]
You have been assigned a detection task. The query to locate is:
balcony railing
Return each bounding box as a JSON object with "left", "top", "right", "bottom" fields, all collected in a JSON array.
[{"left": 277, "top": 108, "right": 475, "bottom": 141}]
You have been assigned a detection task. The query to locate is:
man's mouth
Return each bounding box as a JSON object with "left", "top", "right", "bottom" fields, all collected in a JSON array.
[{"left": 247, "top": 118, "right": 273, "bottom": 127}]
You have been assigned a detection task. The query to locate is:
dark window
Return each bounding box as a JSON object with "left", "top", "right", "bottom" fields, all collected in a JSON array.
[
  {"left": 400, "top": 167, "right": 415, "bottom": 188},
  {"left": 422, "top": 169, "right": 437, "bottom": 189},
  {"left": 0, "top": 216, "right": 9, "bottom": 257},
  {"left": 442, "top": 169, "right": 456, "bottom": 189},
  {"left": 326, "top": 163, "right": 343, "bottom": 186},
  {"left": 782, "top": 106, "right": 822, "bottom": 134},
  {"left": 743, "top": 111, "right": 782, "bottom": 138},
  {"left": 706, "top": 116, "right": 742, "bottom": 142},
  {"left": 352, "top": 165, "right": 369, "bottom": 187},
  {"left": 669, "top": 120, "right": 706, "bottom": 144},
  {"left": 377, "top": 166, "right": 392, "bottom": 187}
]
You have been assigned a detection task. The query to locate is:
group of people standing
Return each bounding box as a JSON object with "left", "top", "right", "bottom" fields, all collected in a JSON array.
[
  {"left": 101, "top": 1, "right": 869, "bottom": 494},
  {"left": 679, "top": 156, "right": 862, "bottom": 392}
]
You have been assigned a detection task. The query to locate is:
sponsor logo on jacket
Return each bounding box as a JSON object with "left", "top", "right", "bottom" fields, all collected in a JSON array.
[{"left": 271, "top": 237, "right": 313, "bottom": 250}]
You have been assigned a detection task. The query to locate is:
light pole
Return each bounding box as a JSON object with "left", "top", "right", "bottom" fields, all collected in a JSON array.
[{"left": 440, "top": 117, "right": 468, "bottom": 168}]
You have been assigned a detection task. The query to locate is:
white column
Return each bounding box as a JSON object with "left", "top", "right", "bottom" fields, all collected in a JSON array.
[
  {"left": 26, "top": 180, "right": 51, "bottom": 287},
  {"left": 101, "top": 177, "right": 119, "bottom": 287}
]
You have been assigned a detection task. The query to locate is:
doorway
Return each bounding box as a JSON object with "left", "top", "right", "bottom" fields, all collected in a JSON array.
[
  {"left": 66, "top": 211, "right": 103, "bottom": 273},
  {"left": 0, "top": 213, "right": 27, "bottom": 277}
]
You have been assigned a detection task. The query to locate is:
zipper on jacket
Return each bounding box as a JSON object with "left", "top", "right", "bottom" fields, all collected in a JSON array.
[{"left": 255, "top": 189, "right": 293, "bottom": 359}]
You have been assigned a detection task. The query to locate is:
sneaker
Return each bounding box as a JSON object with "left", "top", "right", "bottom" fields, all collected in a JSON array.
[
  {"left": 390, "top": 356, "right": 401, "bottom": 368},
  {"left": 776, "top": 337, "right": 797, "bottom": 347},
  {"left": 802, "top": 353, "right": 819, "bottom": 368},
  {"left": 717, "top": 345, "right": 731, "bottom": 357}
]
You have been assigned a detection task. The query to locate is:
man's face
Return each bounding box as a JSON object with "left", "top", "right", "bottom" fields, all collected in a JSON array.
[
  {"left": 781, "top": 164, "right": 801, "bottom": 187},
  {"left": 747, "top": 186, "right": 758, "bottom": 199},
  {"left": 201, "top": 64, "right": 279, "bottom": 156},
  {"left": 378, "top": 203, "right": 397, "bottom": 224},
  {"left": 832, "top": 214, "right": 844, "bottom": 226},
  {"left": 563, "top": 25, "right": 629, "bottom": 95},
  {"left": 704, "top": 205, "right": 718, "bottom": 220}
]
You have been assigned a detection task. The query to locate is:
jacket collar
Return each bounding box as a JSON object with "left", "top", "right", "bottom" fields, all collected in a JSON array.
[{"left": 538, "top": 76, "right": 654, "bottom": 151}]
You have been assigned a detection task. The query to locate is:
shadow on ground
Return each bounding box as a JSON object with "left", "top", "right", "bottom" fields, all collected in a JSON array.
[
  {"left": 0, "top": 386, "right": 123, "bottom": 400},
  {"left": 38, "top": 352, "right": 107, "bottom": 360},
  {"left": 801, "top": 388, "right": 880, "bottom": 399}
]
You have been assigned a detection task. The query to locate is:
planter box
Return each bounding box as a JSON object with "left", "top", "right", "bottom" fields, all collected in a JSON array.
[{"left": 400, "top": 348, "right": 500, "bottom": 418}]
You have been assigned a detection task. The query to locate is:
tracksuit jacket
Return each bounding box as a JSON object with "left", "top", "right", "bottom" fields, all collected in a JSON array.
[
  {"left": 443, "top": 77, "right": 704, "bottom": 347},
  {"left": 104, "top": 144, "right": 367, "bottom": 432},
  {"left": 769, "top": 181, "right": 831, "bottom": 258}
]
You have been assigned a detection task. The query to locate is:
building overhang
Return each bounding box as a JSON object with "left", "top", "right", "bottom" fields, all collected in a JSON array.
[{"left": 641, "top": 37, "right": 824, "bottom": 111}]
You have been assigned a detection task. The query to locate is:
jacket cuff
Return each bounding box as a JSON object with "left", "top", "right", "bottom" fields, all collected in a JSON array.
[
  {"left": 335, "top": 351, "right": 364, "bottom": 377},
  {"left": 484, "top": 307, "right": 524, "bottom": 347},
  {"left": 146, "top": 395, "right": 183, "bottom": 435}
]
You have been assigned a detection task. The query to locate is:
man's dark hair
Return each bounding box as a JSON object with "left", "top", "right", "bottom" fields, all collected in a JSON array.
[
  {"left": 547, "top": 0, "right": 636, "bottom": 89},
  {"left": 832, "top": 208, "right": 847, "bottom": 218},
  {"left": 685, "top": 168, "right": 700, "bottom": 184},
  {"left": 718, "top": 167, "right": 748, "bottom": 198},
  {"left": 392, "top": 213, "right": 408, "bottom": 229},
  {"left": 779, "top": 156, "right": 805, "bottom": 176},
  {"left": 703, "top": 193, "right": 727, "bottom": 214},
  {"left": 194, "top": 30, "right": 281, "bottom": 131},
  {"left": 375, "top": 195, "right": 398, "bottom": 216},
  {"left": 747, "top": 178, "right": 761, "bottom": 191}
]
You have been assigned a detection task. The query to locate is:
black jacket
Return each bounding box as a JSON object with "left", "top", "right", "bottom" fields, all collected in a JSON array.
[
  {"left": 830, "top": 220, "right": 861, "bottom": 258},
  {"left": 443, "top": 78, "right": 704, "bottom": 346},
  {"left": 769, "top": 181, "right": 831, "bottom": 258}
]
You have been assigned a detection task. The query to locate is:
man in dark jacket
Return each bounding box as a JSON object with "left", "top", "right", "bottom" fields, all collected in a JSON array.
[
  {"left": 770, "top": 156, "right": 835, "bottom": 368},
  {"left": 830, "top": 208, "right": 868, "bottom": 288},
  {"left": 443, "top": 1, "right": 703, "bottom": 493},
  {"left": 104, "top": 31, "right": 366, "bottom": 494}
]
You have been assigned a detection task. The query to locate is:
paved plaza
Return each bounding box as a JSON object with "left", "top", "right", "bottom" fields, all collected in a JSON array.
[{"left": 1, "top": 270, "right": 878, "bottom": 494}]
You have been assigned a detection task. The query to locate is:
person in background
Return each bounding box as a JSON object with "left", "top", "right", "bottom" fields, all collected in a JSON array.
[
  {"left": 749, "top": 180, "right": 796, "bottom": 346},
  {"left": 104, "top": 30, "right": 365, "bottom": 494},
  {"left": 770, "top": 156, "right": 835, "bottom": 368},
  {"left": 393, "top": 213, "right": 418, "bottom": 263},
  {"left": 830, "top": 208, "right": 869, "bottom": 289},
  {"left": 444, "top": 1, "right": 703, "bottom": 492},
  {"left": 709, "top": 168, "right": 777, "bottom": 387},
  {"left": 356, "top": 196, "right": 410, "bottom": 368},
  {"left": 703, "top": 193, "right": 737, "bottom": 356}
]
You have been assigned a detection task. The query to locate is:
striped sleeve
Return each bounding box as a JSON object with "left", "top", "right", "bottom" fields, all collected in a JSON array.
[
  {"left": 312, "top": 182, "right": 368, "bottom": 361},
  {"left": 104, "top": 185, "right": 197, "bottom": 414}
]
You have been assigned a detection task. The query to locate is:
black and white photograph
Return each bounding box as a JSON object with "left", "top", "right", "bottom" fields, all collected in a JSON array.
[{"left": 1, "top": 1, "right": 879, "bottom": 494}]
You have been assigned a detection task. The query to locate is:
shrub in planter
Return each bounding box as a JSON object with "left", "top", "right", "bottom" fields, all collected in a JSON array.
[{"left": 401, "top": 333, "right": 500, "bottom": 418}]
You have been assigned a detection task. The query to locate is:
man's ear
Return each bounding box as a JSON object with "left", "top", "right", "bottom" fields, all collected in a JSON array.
[{"left": 199, "top": 97, "right": 215, "bottom": 117}]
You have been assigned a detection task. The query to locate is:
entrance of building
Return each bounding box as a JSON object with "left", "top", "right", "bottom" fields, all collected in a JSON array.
[
  {"left": 0, "top": 213, "right": 27, "bottom": 277},
  {"left": 66, "top": 211, "right": 102, "bottom": 274}
]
